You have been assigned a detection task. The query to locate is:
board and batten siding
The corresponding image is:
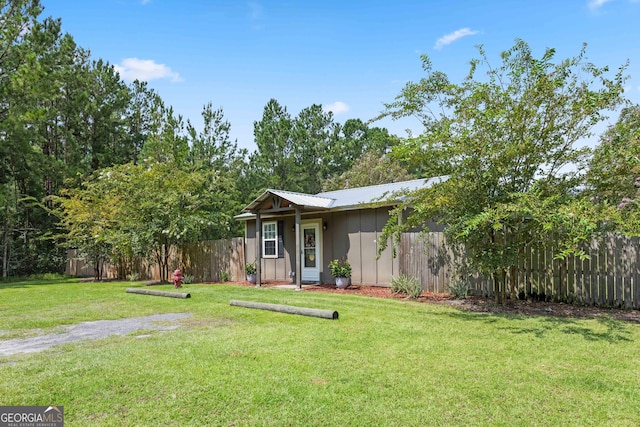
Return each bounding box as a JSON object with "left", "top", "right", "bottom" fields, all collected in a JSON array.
[{"left": 243, "top": 207, "right": 400, "bottom": 286}]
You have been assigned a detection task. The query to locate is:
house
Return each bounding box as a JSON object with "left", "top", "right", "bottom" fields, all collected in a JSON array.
[{"left": 235, "top": 176, "right": 447, "bottom": 289}]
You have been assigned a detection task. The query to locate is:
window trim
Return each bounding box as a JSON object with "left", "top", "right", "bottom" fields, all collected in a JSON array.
[{"left": 262, "top": 221, "right": 278, "bottom": 259}]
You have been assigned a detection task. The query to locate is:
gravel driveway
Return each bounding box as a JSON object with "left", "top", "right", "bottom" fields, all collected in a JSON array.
[{"left": 0, "top": 312, "right": 191, "bottom": 357}]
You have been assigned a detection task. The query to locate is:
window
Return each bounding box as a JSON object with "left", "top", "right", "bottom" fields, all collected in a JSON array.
[{"left": 262, "top": 222, "right": 278, "bottom": 258}]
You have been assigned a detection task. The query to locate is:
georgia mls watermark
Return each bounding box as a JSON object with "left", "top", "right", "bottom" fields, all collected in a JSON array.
[{"left": 0, "top": 406, "right": 63, "bottom": 427}]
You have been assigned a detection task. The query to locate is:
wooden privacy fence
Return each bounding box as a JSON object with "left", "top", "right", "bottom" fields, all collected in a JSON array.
[
  {"left": 399, "top": 232, "right": 640, "bottom": 309},
  {"left": 177, "top": 238, "right": 245, "bottom": 283},
  {"left": 65, "top": 237, "right": 245, "bottom": 282},
  {"left": 66, "top": 233, "right": 640, "bottom": 308}
]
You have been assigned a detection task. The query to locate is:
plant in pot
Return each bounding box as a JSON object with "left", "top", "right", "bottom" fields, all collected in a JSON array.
[
  {"left": 245, "top": 261, "right": 257, "bottom": 284},
  {"left": 329, "top": 258, "right": 351, "bottom": 289}
]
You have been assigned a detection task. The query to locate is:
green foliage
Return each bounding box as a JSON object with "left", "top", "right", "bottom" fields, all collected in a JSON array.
[
  {"left": 322, "top": 152, "right": 413, "bottom": 191},
  {"left": 0, "top": 1, "right": 172, "bottom": 277},
  {"left": 245, "top": 261, "right": 256, "bottom": 275},
  {"left": 250, "top": 99, "right": 401, "bottom": 196},
  {"left": 126, "top": 273, "right": 139, "bottom": 282},
  {"left": 390, "top": 274, "right": 423, "bottom": 299},
  {"left": 448, "top": 281, "right": 470, "bottom": 299},
  {"left": 379, "top": 40, "right": 627, "bottom": 303},
  {"left": 250, "top": 99, "right": 297, "bottom": 192},
  {"left": 219, "top": 271, "right": 230, "bottom": 282},
  {"left": 587, "top": 104, "right": 640, "bottom": 236},
  {"left": 291, "top": 104, "right": 339, "bottom": 194},
  {"left": 55, "top": 158, "right": 238, "bottom": 281},
  {"left": 182, "top": 274, "right": 194, "bottom": 284},
  {"left": 328, "top": 258, "right": 352, "bottom": 278}
]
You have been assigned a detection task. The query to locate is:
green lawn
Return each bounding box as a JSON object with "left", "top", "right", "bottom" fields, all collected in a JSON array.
[{"left": 1, "top": 278, "right": 640, "bottom": 426}]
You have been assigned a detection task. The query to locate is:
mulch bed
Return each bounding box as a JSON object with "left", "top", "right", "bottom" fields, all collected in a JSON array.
[{"left": 229, "top": 280, "right": 640, "bottom": 324}]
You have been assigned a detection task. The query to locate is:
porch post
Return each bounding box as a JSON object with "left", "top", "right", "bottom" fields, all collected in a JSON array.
[
  {"left": 295, "top": 207, "right": 302, "bottom": 290},
  {"left": 255, "top": 212, "right": 261, "bottom": 287}
]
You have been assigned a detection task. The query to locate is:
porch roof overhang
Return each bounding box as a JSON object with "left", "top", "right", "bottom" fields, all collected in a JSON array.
[{"left": 240, "top": 189, "right": 334, "bottom": 215}]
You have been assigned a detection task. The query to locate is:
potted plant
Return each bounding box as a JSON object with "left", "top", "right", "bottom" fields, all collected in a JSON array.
[
  {"left": 329, "top": 258, "right": 351, "bottom": 289},
  {"left": 245, "top": 261, "right": 257, "bottom": 284}
]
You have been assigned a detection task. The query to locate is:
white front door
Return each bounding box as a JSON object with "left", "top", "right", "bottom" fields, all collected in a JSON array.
[{"left": 301, "top": 222, "right": 321, "bottom": 282}]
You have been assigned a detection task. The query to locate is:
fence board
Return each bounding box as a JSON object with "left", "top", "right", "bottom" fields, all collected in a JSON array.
[
  {"left": 629, "top": 238, "right": 640, "bottom": 308},
  {"left": 581, "top": 251, "right": 591, "bottom": 305},
  {"left": 592, "top": 239, "right": 601, "bottom": 305},
  {"left": 621, "top": 236, "right": 633, "bottom": 309}
]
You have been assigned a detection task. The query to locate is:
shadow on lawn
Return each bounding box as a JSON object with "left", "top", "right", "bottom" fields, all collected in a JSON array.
[{"left": 443, "top": 310, "right": 632, "bottom": 343}]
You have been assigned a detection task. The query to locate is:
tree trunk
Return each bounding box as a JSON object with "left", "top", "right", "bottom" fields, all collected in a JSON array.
[
  {"left": 501, "top": 268, "right": 507, "bottom": 304},
  {"left": 1, "top": 222, "right": 8, "bottom": 278},
  {"left": 163, "top": 243, "right": 170, "bottom": 283},
  {"left": 510, "top": 264, "right": 518, "bottom": 302},
  {"left": 2, "top": 190, "right": 9, "bottom": 278}
]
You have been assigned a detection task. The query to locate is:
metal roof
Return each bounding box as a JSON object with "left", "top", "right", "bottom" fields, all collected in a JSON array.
[
  {"left": 316, "top": 176, "right": 448, "bottom": 209},
  {"left": 237, "top": 176, "right": 448, "bottom": 219},
  {"left": 243, "top": 188, "right": 334, "bottom": 212}
]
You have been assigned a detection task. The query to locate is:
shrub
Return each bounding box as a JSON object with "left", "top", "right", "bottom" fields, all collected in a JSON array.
[
  {"left": 127, "top": 273, "right": 140, "bottom": 282},
  {"left": 391, "top": 275, "right": 422, "bottom": 299},
  {"left": 245, "top": 261, "right": 256, "bottom": 275},
  {"left": 182, "top": 274, "right": 194, "bottom": 284},
  {"left": 448, "top": 281, "right": 470, "bottom": 299},
  {"left": 219, "top": 271, "right": 230, "bottom": 282},
  {"left": 329, "top": 258, "right": 352, "bottom": 278}
]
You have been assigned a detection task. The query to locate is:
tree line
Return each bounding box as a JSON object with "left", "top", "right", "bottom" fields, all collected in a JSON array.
[{"left": 1, "top": 0, "right": 405, "bottom": 279}]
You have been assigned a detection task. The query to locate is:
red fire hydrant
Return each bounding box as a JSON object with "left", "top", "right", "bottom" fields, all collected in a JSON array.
[{"left": 172, "top": 269, "right": 184, "bottom": 288}]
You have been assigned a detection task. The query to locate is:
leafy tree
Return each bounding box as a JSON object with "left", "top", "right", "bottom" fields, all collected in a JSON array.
[
  {"left": 54, "top": 172, "right": 121, "bottom": 280},
  {"left": 250, "top": 98, "right": 296, "bottom": 192},
  {"left": 56, "top": 161, "right": 237, "bottom": 281},
  {"left": 188, "top": 102, "right": 244, "bottom": 172},
  {"left": 125, "top": 80, "right": 163, "bottom": 165},
  {"left": 328, "top": 118, "right": 400, "bottom": 173},
  {"left": 139, "top": 105, "right": 189, "bottom": 167},
  {"left": 587, "top": 104, "right": 640, "bottom": 236},
  {"left": 292, "top": 104, "right": 339, "bottom": 194},
  {"left": 379, "top": 40, "right": 626, "bottom": 303},
  {"left": 0, "top": 0, "right": 76, "bottom": 275},
  {"left": 2, "top": 1, "right": 237, "bottom": 277},
  {"left": 322, "top": 152, "right": 413, "bottom": 191},
  {"left": 187, "top": 102, "right": 245, "bottom": 237}
]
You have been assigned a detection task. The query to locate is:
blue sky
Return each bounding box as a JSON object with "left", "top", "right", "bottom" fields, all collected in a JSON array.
[{"left": 44, "top": 0, "right": 640, "bottom": 151}]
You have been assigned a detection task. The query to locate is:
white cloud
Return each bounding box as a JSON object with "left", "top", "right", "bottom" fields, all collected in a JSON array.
[
  {"left": 114, "top": 58, "right": 182, "bottom": 83},
  {"left": 434, "top": 28, "right": 479, "bottom": 50},
  {"left": 588, "top": 0, "right": 614, "bottom": 9},
  {"left": 323, "top": 101, "right": 350, "bottom": 115},
  {"left": 248, "top": 2, "right": 263, "bottom": 19}
]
